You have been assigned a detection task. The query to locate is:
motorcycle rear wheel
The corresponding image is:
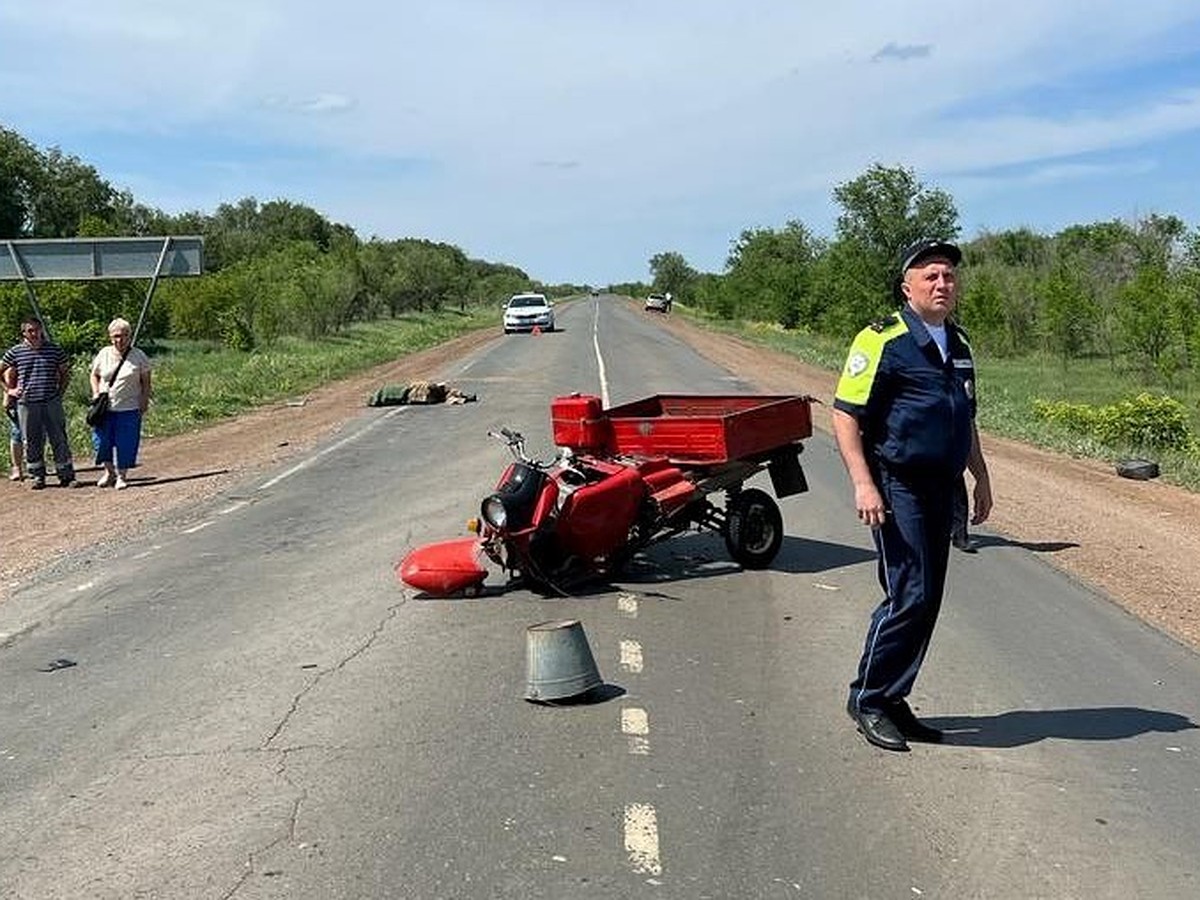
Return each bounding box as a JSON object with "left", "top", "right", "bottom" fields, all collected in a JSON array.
[{"left": 724, "top": 487, "right": 783, "bottom": 569}]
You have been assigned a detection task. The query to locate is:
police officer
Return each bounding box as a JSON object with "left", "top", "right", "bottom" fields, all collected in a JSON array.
[{"left": 832, "top": 238, "right": 993, "bottom": 751}]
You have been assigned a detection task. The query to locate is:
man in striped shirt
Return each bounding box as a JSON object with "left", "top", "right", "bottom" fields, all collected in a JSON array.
[{"left": 0, "top": 319, "right": 79, "bottom": 490}]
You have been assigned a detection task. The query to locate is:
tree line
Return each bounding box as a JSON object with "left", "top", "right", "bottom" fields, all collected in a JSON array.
[
  {"left": 8, "top": 121, "right": 1198, "bottom": 385},
  {"left": 648, "top": 164, "right": 1200, "bottom": 384},
  {"left": 1, "top": 125, "right": 589, "bottom": 356}
]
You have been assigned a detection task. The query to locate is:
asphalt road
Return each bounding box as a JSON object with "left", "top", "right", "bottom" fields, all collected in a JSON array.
[{"left": 2, "top": 297, "right": 1198, "bottom": 899}]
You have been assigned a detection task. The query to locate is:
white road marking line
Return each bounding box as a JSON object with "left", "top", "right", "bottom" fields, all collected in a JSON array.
[
  {"left": 623, "top": 803, "right": 662, "bottom": 875},
  {"left": 72, "top": 581, "right": 95, "bottom": 593},
  {"left": 258, "top": 407, "right": 406, "bottom": 491},
  {"left": 622, "top": 707, "right": 651, "bottom": 756},
  {"left": 617, "top": 593, "right": 638, "bottom": 617},
  {"left": 592, "top": 301, "right": 610, "bottom": 408},
  {"left": 627, "top": 735, "right": 650, "bottom": 756},
  {"left": 176, "top": 408, "right": 407, "bottom": 537},
  {"left": 621, "top": 707, "right": 649, "bottom": 735},
  {"left": 619, "top": 640, "right": 643, "bottom": 673}
]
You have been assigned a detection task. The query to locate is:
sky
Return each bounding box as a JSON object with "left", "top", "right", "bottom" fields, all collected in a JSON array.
[{"left": 4, "top": 2, "right": 1200, "bottom": 286}]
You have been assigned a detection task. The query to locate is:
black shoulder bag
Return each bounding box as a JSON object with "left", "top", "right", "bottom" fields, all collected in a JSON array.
[{"left": 86, "top": 345, "right": 130, "bottom": 428}]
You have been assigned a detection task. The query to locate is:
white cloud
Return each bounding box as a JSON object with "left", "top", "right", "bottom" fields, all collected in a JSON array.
[
  {"left": 260, "top": 93, "right": 356, "bottom": 115},
  {"left": 906, "top": 89, "right": 1200, "bottom": 174}
]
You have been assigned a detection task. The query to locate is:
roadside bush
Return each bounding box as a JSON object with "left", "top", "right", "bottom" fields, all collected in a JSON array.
[
  {"left": 52, "top": 319, "right": 107, "bottom": 359},
  {"left": 1033, "top": 392, "right": 1194, "bottom": 451}
]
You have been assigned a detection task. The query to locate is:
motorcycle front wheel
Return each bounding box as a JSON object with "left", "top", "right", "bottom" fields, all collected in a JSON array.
[{"left": 724, "top": 487, "right": 783, "bottom": 569}]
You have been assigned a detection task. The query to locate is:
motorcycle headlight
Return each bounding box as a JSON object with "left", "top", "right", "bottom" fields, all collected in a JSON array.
[{"left": 481, "top": 495, "right": 508, "bottom": 530}]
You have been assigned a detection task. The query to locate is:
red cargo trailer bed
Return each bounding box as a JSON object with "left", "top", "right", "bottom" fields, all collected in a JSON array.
[{"left": 551, "top": 393, "right": 813, "bottom": 464}]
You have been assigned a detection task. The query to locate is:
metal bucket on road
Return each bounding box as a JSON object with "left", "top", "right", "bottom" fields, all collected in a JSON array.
[{"left": 525, "top": 619, "right": 603, "bottom": 703}]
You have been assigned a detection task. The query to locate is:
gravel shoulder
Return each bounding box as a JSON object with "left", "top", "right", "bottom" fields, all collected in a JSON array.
[{"left": 3, "top": 315, "right": 1198, "bottom": 654}]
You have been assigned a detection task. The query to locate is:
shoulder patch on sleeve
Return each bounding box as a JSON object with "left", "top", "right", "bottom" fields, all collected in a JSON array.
[{"left": 846, "top": 350, "right": 870, "bottom": 377}]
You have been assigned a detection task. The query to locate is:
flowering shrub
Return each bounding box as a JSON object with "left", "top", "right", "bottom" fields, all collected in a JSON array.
[{"left": 1033, "top": 393, "right": 1194, "bottom": 451}]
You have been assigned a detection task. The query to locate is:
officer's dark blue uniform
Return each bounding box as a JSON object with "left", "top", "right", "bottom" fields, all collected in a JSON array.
[{"left": 834, "top": 301, "right": 977, "bottom": 717}]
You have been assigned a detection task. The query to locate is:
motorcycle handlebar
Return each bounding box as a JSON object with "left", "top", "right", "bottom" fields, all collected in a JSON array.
[
  {"left": 488, "top": 427, "right": 531, "bottom": 461},
  {"left": 488, "top": 427, "right": 522, "bottom": 443}
]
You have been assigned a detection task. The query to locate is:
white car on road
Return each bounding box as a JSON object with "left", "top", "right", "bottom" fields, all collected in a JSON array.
[{"left": 503, "top": 293, "right": 555, "bottom": 333}]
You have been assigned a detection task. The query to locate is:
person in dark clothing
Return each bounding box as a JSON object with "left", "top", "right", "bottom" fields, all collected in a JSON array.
[{"left": 832, "top": 239, "right": 993, "bottom": 751}]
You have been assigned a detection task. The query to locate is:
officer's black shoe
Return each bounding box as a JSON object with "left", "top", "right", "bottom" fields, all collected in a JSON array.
[
  {"left": 951, "top": 532, "right": 977, "bottom": 553},
  {"left": 888, "top": 699, "right": 944, "bottom": 743},
  {"left": 846, "top": 701, "right": 909, "bottom": 752}
]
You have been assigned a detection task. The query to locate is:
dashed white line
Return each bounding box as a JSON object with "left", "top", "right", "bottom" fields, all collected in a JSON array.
[
  {"left": 258, "top": 407, "right": 406, "bottom": 491},
  {"left": 623, "top": 803, "right": 662, "bottom": 875},
  {"left": 621, "top": 707, "right": 649, "bottom": 735},
  {"left": 621, "top": 707, "right": 651, "bottom": 756},
  {"left": 617, "top": 593, "right": 638, "bottom": 618},
  {"left": 172, "top": 407, "right": 407, "bottom": 539},
  {"left": 619, "top": 640, "right": 643, "bottom": 673}
]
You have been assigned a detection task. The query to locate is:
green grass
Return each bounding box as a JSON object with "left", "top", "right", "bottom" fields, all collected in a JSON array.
[
  {"left": 674, "top": 305, "right": 1200, "bottom": 492},
  {"left": 62, "top": 308, "right": 496, "bottom": 452}
]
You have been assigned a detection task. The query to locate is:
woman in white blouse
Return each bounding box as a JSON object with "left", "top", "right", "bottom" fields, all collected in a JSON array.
[{"left": 89, "top": 318, "right": 152, "bottom": 490}]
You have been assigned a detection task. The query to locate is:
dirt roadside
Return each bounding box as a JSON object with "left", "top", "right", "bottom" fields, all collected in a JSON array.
[{"left": 3, "top": 315, "right": 1199, "bottom": 654}]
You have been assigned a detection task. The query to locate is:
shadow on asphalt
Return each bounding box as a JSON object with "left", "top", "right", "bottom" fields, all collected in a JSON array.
[
  {"left": 930, "top": 706, "right": 1198, "bottom": 748},
  {"left": 967, "top": 534, "right": 1081, "bottom": 553},
  {"left": 407, "top": 532, "right": 878, "bottom": 602}
]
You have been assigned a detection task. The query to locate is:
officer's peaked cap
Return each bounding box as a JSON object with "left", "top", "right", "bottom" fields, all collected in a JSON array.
[{"left": 899, "top": 238, "right": 961, "bottom": 273}]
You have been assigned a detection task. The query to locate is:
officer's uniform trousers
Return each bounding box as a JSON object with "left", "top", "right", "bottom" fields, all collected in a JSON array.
[{"left": 850, "top": 465, "right": 955, "bottom": 713}]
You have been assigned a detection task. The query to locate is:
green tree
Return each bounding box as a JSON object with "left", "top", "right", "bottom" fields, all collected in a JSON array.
[
  {"left": 1117, "top": 263, "right": 1176, "bottom": 375},
  {"left": 956, "top": 265, "right": 1009, "bottom": 355},
  {"left": 1133, "top": 213, "right": 1186, "bottom": 268},
  {"left": 27, "top": 146, "right": 117, "bottom": 237},
  {"left": 808, "top": 238, "right": 888, "bottom": 335},
  {"left": 1039, "top": 265, "right": 1096, "bottom": 364},
  {"left": 648, "top": 251, "right": 697, "bottom": 303},
  {"left": 1054, "top": 220, "right": 1140, "bottom": 364},
  {"left": 968, "top": 228, "right": 1051, "bottom": 268},
  {"left": 724, "top": 222, "right": 822, "bottom": 328},
  {"left": 258, "top": 199, "right": 336, "bottom": 251},
  {"left": 689, "top": 272, "right": 729, "bottom": 318},
  {"left": 832, "top": 163, "right": 959, "bottom": 307},
  {"left": 0, "top": 131, "right": 117, "bottom": 238},
  {"left": 1178, "top": 230, "right": 1200, "bottom": 369},
  {"left": 0, "top": 127, "right": 41, "bottom": 237}
]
